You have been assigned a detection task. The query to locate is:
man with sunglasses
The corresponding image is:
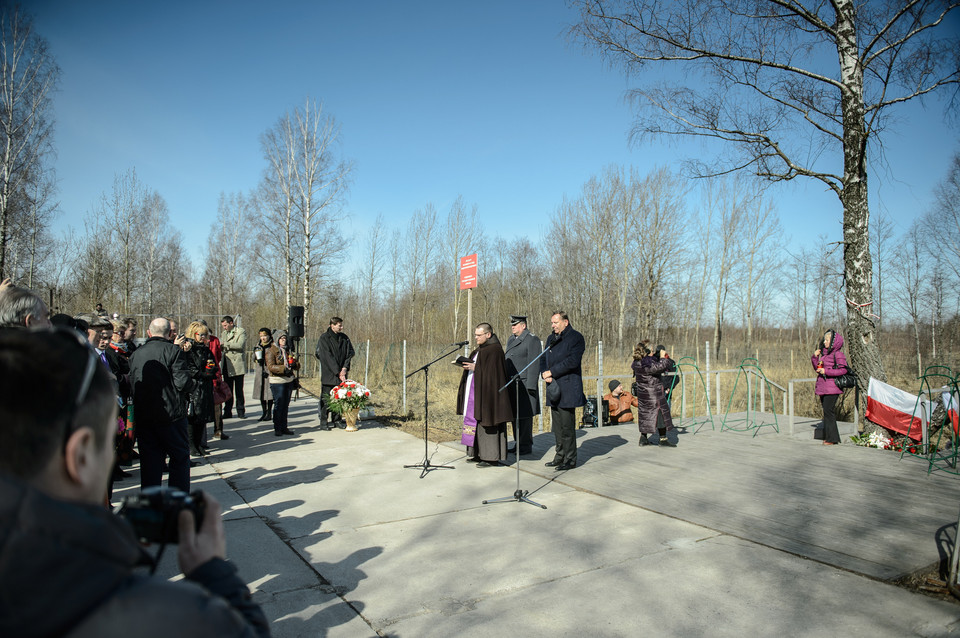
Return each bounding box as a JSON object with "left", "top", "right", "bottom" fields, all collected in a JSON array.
[{"left": 0, "top": 329, "right": 270, "bottom": 637}]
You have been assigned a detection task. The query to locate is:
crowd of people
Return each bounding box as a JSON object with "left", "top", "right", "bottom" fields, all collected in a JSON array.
[{"left": 0, "top": 280, "right": 270, "bottom": 636}]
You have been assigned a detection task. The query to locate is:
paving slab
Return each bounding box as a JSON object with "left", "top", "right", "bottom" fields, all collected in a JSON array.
[{"left": 110, "top": 383, "right": 960, "bottom": 637}]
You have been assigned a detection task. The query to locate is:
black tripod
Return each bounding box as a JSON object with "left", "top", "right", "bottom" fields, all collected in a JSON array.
[
  {"left": 404, "top": 345, "right": 459, "bottom": 479},
  {"left": 481, "top": 345, "right": 551, "bottom": 509}
]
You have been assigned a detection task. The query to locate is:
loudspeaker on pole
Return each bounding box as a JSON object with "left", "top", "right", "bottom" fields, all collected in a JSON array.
[{"left": 287, "top": 305, "right": 305, "bottom": 338}]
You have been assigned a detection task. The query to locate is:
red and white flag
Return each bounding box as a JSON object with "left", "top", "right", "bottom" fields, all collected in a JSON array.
[
  {"left": 944, "top": 391, "right": 959, "bottom": 435},
  {"left": 865, "top": 377, "right": 930, "bottom": 441}
]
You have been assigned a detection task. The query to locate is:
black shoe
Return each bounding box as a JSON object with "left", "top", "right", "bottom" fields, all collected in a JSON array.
[
  {"left": 556, "top": 463, "right": 575, "bottom": 470},
  {"left": 659, "top": 439, "right": 677, "bottom": 447},
  {"left": 281, "top": 429, "right": 296, "bottom": 436},
  {"left": 639, "top": 436, "right": 650, "bottom": 446},
  {"left": 190, "top": 460, "right": 202, "bottom": 467},
  {"left": 518, "top": 448, "right": 533, "bottom": 456},
  {"left": 466, "top": 457, "right": 480, "bottom": 463},
  {"left": 257, "top": 414, "right": 267, "bottom": 422},
  {"left": 545, "top": 460, "right": 562, "bottom": 467},
  {"left": 219, "top": 432, "right": 230, "bottom": 440},
  {"left": 477, "top": 461, "right": 495, "bottom": 467},
  {"left": 237, "top": 408, "right": 245, "bottom": 418},
  {"left": 223, "top": 411, "right": 233, "bottom": 420}
]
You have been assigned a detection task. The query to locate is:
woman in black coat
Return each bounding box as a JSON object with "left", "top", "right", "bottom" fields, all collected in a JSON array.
[
  {"left": 631, "top": 340, "right": 677, "bottom": 447},
  {"left": 184, "top": 321, "right": 218, "bottom": 457}
]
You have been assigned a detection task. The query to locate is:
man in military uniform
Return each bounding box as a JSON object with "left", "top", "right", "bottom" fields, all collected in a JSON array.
[{"left": 503, "top": 314, "right": 541, "bottom": 456}]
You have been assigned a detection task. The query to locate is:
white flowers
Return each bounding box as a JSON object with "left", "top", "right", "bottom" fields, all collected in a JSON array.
[{"left": 866, "top": 431, "right": 890, "bottom": 449}]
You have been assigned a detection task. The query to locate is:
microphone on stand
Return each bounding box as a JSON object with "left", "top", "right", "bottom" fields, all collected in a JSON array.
[{"left": 451, "top": 340, "right": 469, "bottom": 347}]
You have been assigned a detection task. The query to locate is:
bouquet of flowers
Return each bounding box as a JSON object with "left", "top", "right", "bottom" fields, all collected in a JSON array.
[{"left": 327, "top": 380, "right": 371, "bottom": 414}]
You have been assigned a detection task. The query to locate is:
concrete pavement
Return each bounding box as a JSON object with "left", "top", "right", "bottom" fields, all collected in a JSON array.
[{"left": 113, "top": 389, "right": 960, "bottom": 637}]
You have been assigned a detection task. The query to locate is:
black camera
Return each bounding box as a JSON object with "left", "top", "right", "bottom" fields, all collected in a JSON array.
[{"left": 118, "top": 486, "right": 205, "bottom": 544}]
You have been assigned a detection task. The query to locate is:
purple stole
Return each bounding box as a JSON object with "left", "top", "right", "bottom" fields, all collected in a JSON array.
[{"left": 460, "top": 351, "right": 479, "bottom": 446}]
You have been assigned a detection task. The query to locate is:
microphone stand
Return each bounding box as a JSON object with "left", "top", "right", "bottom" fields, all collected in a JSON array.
[
  {"left": 481, "top": 344, "right": 551, "bottom": 509},
  {"left": 403, "top": 344, "right": 461, "bottom": 478}
]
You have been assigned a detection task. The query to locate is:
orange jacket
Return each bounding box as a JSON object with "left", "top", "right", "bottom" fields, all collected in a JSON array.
[{"left": 603, "top": 391, "right": 639, "bottom": 423}]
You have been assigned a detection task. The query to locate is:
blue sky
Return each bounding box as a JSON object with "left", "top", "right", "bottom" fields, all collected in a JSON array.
[{"left": 30, "top": 1, "right": 959, "bottom": 268}]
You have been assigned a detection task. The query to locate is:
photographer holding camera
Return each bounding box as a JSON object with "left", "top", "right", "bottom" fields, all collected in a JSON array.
[{"left": 0, "top": 329, "right": 270, "bottom": 638}]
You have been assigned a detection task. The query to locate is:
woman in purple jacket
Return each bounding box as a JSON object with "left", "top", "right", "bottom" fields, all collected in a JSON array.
[{"left": 812, "top": 329, "right": 848, "bottom": 445}]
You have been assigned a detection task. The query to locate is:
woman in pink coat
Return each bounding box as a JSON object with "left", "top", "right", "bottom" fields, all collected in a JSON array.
[{"left": 811, "top": 329, "right": 848, "bottom": 445}]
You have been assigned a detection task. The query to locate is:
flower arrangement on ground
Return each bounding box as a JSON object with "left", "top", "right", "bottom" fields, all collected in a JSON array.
[
  {"left": 327, "top": 380, "right": 371, "bottom": 414},
  {"left": 850, "top": 430, "right": 924, "bottom": 454}
]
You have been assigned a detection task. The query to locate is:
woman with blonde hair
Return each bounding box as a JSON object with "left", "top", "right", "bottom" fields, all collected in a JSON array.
[
  {"left": 631, "top": 340, "right": 677, "bottom": 447},
  {"left": 184, "top": 321, "right": 218, "bottom": 456}
]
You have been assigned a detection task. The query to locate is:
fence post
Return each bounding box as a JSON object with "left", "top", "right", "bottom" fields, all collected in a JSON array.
[
  {"left": 402, "top": 340, "right": 407, "bottom": 416},
  {"left": 597, "top": 340, "right": 604, "bottom": 427},
  {"left": 716, "top": 372, "right": 721, "bottom": 416},
  {"left": 788, "top": 381, "right": 795, "bottom": 435},
  {"left": 364, "top": 339, "right": 370, "bottom": 388},
  {"left": 760, "top": 376, "right": 766, "bottom": 413},
  {"left": 539, "top": 339, "right": 545, "bottom": 433},
  {"left": 705, "top": 341, "right": 711, "bottom": 411}
]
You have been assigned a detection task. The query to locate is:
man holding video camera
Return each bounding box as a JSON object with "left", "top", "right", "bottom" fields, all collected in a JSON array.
[{"left": 0, "top": 329, "right": 270, "bottom": 638}]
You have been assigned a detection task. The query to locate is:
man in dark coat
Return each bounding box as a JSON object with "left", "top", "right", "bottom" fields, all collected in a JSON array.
[
  {"left": 314, "top": 316, "right": 356, "bottom": 430},
  {"left": 504, "top": 314, "right": 541, "bottom": 455},
  {"left": 540, "top": 311, "right": 586, "bottom": 470},
  {"left": 456, "top": 322, "right": 514, "bottom": 466},
  {"left": 129, "top": 317, "right": 196, "bottom": 491},
  {"left": 0, "top": 329, "right": 270, "bottom": 638}
]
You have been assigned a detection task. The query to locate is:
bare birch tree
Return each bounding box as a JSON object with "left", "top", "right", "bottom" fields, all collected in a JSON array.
[
  {"left": 442, "top": 196, "right": 481, "bottom": 341},
  {"left": 203, "top": 191, "right": 254, "bottom": 318},
  {"left": 0, "top": 5, "right": 58, "bottom": 280},
  {"left": 891, "top": 221, "right": 927, "bottom": 376},
  {"left": 574, "top": 0, "right": 960, "bottom": 391},
  {"left": 96, "top": 169, "right": 147, "bottom": 312}
]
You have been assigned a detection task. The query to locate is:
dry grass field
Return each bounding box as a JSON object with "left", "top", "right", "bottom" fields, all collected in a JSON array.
[{"left": 298, "top": 337, "right": 958, "bottom": 443}]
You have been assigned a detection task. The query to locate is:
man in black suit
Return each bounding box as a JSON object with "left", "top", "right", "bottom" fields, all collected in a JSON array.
[{"left": 540, "top": 311, "right": 586, "bottom": 470}]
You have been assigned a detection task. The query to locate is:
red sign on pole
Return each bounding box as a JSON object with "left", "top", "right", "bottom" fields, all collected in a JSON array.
[{"left": 459, "top": 253, "right": 478, "bottom": 290}]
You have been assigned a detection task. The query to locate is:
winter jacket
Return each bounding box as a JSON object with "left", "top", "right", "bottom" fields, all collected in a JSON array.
[
  {"left": 266, "top": 343, "right": 298, "bottom": 385},
  {"left": 504, "top": 329, "right": 542, "bottom": 418},
  {"left": 129, "top": 337, "right": 195, "bottom": 428},
  {"left": 812, "top": 331, "right": 848, "bottom": 396},
  {"left": 221, "top": 326, "right": 247, "bottom": 377},
  {"left": 540, "top": 323, "right": 587, "bottom": 410},
  {"left": 0, "top": 473, "right": 270, "bottom": 638},
  {"left": 186, "top": 342, "right": 217, "bottom": 424},
  {"left": 632, "top": 356, "right": 676, "bottom": 434},
  {"left": 314, "top": 327, "right": 355, "bottom": 386}
]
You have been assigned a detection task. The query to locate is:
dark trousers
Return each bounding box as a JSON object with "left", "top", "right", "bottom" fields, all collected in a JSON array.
[
  {"left": 821, "top": 394, "right": 840, "bottom": 443},
  {"left": 271, "top": 382, "right": 294, "bottom": 433},
  {"left": 137, "top": 417, "right": 190, "bottom": 492},
  {"left": 511, "top": 418, "right": 534, "bottom": 453},
  {"left": 224, "top": 374, "right": 245, "bottom": 412},
  {"left": 189, "top": 418, "right": 208, "bottom": 452},
  {"left": 318, "top": 383, "right": 336, "bottom": 425},
  {"left": 551, "top": 407, "right": 577, "bottom": 465}
]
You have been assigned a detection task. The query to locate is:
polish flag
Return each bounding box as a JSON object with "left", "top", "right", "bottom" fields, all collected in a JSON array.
[
  {"left": 865, "top": 377, "right": 929, "bottom": 441},
  {"left": 945, "top": 391, "right": 959, "bottom": 435}
]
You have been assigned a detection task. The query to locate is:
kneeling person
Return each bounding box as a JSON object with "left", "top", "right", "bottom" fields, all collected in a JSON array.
[{"left": 603, "top": 379, "right": 639, "bottom": 424}]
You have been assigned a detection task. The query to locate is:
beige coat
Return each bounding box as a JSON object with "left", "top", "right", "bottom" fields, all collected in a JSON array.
[{"left": 221, "top": 326, "right": 247, "bottom": 377}]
